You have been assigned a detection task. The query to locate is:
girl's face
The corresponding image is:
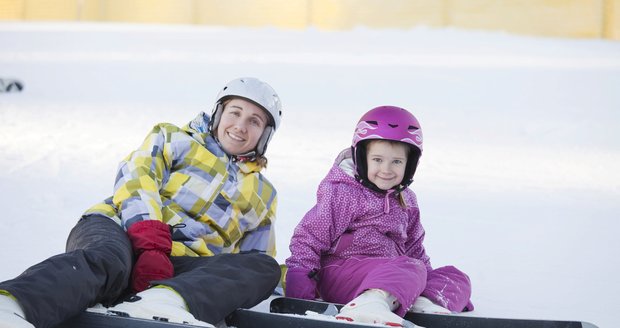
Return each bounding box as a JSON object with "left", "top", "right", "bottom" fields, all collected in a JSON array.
[
  {"left": 366, "top": 140, "right": 408, "bottom": 191},
  {"left": 216, "top": 98, "right": 268, "bottom": 156}
]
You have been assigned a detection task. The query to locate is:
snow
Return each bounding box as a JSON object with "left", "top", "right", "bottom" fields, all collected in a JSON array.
[{"left": 1, "top": 22, "right": 619, "bottom": 328}]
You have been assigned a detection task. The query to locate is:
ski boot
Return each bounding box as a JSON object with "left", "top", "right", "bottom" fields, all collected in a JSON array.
[
  {"left": 411, "top": 296, "right": 451, "bottom": 314},
  {"left": 335, "top": 289, "right": 415, "bottom": 327},
  {"left": 106, "top": 286, "right": 214, "bottom": 327},
  {"left": 0, "top": 293, "right": 34, "bottom": 328}
]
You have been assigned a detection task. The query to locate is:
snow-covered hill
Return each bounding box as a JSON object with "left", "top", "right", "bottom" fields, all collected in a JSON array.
[{"left": 1, "top": 22, "right": 618, "bottom": 328}]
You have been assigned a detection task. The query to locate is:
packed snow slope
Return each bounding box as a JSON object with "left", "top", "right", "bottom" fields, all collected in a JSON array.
[{"left": 1, "top": 22, "right": 619, "bottom": 328}]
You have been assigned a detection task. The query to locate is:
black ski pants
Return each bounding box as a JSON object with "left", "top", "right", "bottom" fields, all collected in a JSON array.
[{"left": 0, "top": 215, "right": 280, "bottom": 328}]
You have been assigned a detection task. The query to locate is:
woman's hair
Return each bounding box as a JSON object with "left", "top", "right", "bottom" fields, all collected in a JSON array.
[{"left": 256, "top": 156, "right": 269, "bottom": 168}]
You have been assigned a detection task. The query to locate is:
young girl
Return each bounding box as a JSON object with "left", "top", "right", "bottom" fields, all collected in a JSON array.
[
  {"left": 285, "top": 106, "right": 473, "bottom": 327},
  {"left": 0, "top": 77, "right": 282, "bottom": 328}
]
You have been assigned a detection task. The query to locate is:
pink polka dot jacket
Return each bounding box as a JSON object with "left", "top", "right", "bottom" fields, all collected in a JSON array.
[{"left": 287, "top": 148, "right": 431, "bottom": 270}]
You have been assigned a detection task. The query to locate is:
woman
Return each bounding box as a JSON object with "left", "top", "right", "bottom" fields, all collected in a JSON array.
[{"left": 0, "top": 77, "right": 283, "bottom": 328}]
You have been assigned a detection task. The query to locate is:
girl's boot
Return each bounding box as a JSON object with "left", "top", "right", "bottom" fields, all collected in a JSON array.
[
  {"left": 106, "top": 286, "right": 214, "bottom": 327},
  {"left": 411, "top": 296, "right": 451, "bottom": 314},
  {"left": 336, "top": 289, "right": 414, "bottom": 327}
]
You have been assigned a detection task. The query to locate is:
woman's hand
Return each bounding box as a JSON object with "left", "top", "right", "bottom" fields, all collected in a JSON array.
[{"left": 127, "top": 220, "right": 174, "bottom": 292}]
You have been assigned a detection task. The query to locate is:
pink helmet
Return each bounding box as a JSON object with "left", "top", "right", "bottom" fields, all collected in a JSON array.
[{"left": 351, "top": 106, "right": 423, "bottom": 192}]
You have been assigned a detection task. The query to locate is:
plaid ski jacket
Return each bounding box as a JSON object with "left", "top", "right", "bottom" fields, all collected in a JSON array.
[{"left": 84, "top": 112, "right": 277, "bottom": 257}]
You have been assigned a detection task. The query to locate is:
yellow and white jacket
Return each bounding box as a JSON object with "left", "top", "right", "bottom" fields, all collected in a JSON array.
[{"left": 84, "top": 112, "right": 277, "bottom": 257}]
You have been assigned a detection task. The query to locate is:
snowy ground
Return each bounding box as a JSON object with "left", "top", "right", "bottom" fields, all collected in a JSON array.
[{"left": 1, "top": 22, "right": 619, "bottom": 328}]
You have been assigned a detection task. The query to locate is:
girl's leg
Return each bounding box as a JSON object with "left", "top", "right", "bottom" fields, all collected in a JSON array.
[
  {"left": 154, "top": 252, "right": 280, "bottom": 324},
  {"left": 319, "top": 256, "right": 427, "bottom": 316},
  {"left": 0, "top": 215, "right": 132, "bottom": 328}
]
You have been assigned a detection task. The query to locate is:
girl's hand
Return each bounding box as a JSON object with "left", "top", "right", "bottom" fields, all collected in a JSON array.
[{"left": 285, "top": 267, "right": 317, "bottom": 300}]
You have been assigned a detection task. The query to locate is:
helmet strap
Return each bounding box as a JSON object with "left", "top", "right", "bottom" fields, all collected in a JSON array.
[
  {"left": 256, "top": 125, "right": 274, "bottom": 157},
  {"left": 207, "top": 102, "right": 224, "bottom": 134},
  {"left": 352, "top": 143, "right": 385, "bottom": 194},
  {"left": 401, "top": 147, "right": 420, "bottom": 188}
]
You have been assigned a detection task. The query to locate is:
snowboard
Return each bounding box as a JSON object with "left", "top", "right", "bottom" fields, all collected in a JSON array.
[
  {"left": 54, "top": 296, "right": 599, "bottom": 328},
  {"left": 227, "top": 307, "right": 409, "bottom": 328},
  {"left": 268, "top": 297, "right": 599, "bottom": 328},
  {"left": 57, "top": 307, "right": 390, "bottom": 328},
  {"left": 55, "top": 311, "right": 208, "bottom": 328}
]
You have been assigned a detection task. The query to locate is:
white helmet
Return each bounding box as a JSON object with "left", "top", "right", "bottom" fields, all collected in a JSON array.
[{"left": 208, "top": 77, "right": 282, "bottom": 157}]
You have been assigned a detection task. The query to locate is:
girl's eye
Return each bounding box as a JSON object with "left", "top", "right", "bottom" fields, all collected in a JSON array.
[
  {"left": 250, "top": 118, "right": 262, "bottom": 127},
  {"left": 372, "top": 158, "right": 382, "bottom": 163},
  {"left": 394, "top": 159, "right": 403, "bottom": 164}
]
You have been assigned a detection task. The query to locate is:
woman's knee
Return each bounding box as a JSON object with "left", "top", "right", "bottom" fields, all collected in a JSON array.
[
  {"left": 244, "top": 253, "right": 281, "bottom": 283},
  {"left": 66, "top": 215, "right": 133, "bottom": 266},
  {"left": 66, "top": 216, "right": 130, "bottom": 251}
]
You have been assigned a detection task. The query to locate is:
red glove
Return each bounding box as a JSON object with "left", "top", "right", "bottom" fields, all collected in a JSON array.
[{"left": 127, "top": 220, "right": 174, "bottom": 293}]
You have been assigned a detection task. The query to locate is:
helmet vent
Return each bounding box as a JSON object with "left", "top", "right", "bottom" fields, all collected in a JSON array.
[
  {"left": 388, "top": 124, "right": 398, "bottom": 128},
  {"left": 408, "top": 125, "right": 419, "bottom": 131}
]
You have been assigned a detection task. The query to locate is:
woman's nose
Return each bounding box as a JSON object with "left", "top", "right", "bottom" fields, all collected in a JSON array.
[{"left": 234, "top": 120, "right": 248, "bottom": 132}]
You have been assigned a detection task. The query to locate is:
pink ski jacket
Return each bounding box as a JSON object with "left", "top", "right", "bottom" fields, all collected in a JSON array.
[{"left": 287, "top": 148, "right": 431, "bottom": 271}]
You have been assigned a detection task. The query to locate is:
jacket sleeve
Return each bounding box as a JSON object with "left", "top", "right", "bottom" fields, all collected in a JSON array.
[
  {"left": 286, "top": 179, "right": 355, "bottom": 272},
  {"left": 112, "top": 123, "right": 173, "bottom": 229}
]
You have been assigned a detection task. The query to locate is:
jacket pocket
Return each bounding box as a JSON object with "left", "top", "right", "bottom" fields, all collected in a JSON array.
[{"left": 332, "top": 231, "right": 354, "bottom": 255}]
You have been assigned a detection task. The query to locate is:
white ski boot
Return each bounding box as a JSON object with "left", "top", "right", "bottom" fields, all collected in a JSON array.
[
  {"left": 335, "top": 289, "right": 415, "bottom": 327},
  {"left": 85, "top": 302, "right": 109, "bottom": 314},
  {"left": 0, "top": 294, "right": 34, "bottom": 328},
  {"left": 411, "top": 296, "right": 451, "bottom": 314},
  {"left": 106, "top": 286, "right": 214, "bottom": 327}
]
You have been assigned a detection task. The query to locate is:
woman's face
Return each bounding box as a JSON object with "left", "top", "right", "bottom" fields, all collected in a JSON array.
[{"left": 216, "top": 98, "right": 268, "bottom": 156}]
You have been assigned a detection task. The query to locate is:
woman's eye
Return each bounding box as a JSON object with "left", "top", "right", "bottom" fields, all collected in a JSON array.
[{"left": 225, "top": 109, "right": 240, "bottom": 116}]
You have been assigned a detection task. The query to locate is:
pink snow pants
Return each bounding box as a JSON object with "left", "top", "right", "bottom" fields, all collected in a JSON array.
[{"left": 318, "top": 256, "right": 427, "bottom": 316}]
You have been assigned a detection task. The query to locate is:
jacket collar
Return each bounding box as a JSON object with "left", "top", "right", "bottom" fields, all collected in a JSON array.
[{"left": 184, "top": 111, "right": 262, "bottom": 174}]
